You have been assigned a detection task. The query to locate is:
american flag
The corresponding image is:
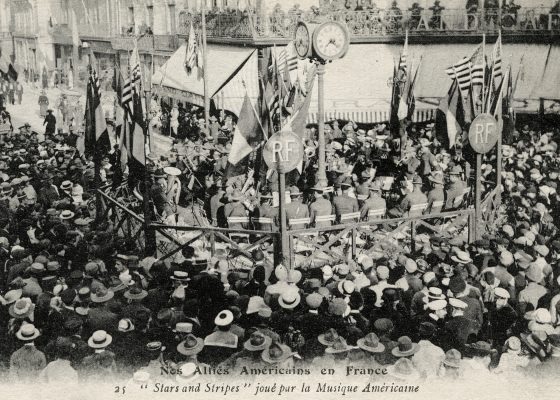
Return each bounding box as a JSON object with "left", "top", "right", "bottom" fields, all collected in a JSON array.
[
  {"left": 491, "top": 31, "right": 503, "bottom": 82},
  {"left": 277, "top": 41, "right": 298, "bottom": 74},
  {"left": 445, "top": 45, "right": 481, "bottom": 95},
  {"left": 471, "top": 46, "right": 485, "bottom": 86},
  {"left": 185, "top": 22, "right": 198, "bottom": 74},
  {"left": 121, "top": 76, "right": 133, "bottom": 113}
]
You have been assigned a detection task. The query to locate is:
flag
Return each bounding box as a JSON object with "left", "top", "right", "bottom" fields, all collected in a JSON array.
[
  {"left": 502, "top": 66, "right": 515, "bottom": 142},
  {"left": 85, "top": 66, "right": 110, "bottom": 157},
  {"left": 185, "top": 22, "right": 197, "bottom": 74},
  {"left": 283, "top": 68, "right": 316, "bottom": 174},
  {"left": 286, "top": 42, "right": 298, "bottom": 72},
  {"left": 445, "top": 45, "right": 481, "bottom": 96},
  {"left": 131, "top": 90, "right": 146, "bottom": 165},
  {"left": 437, "top": 80, "right": 462, "bottom": 149},
  {"left": 405, "top": 59, "right": 421, "bottom": 121},
  {"left": 491, "top": 31, "right": 503, "bottom": 84},
  {"left": 130, "top": 42, "right": 141, "bottom": 86},
  {"left": 8, "top": 64, "right": 18, "bottom": 81},
  {"left": 284, "top": 68, "right": 316, "bottom": 137},
  {"left": 228, "top": 94, "right": 264, "bottom": 166}
]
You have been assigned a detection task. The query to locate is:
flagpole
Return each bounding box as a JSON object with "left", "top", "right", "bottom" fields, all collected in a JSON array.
[
  {"left": 88, "top": 50, "right": 102, "bottom": 225},
  {"left": 201, "top": 0, "right": 210, "bottom": 138},
  {"left": 481, "top": 32, "right": 486, "bottom": 112},
  {"left": 474, "top": 33, "right": 486, "bottom": 240}
]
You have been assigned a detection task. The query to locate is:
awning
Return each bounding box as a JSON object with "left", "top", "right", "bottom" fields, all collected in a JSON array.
[{"left": 152, "top": 44, "right": 257, "bottom": 114}]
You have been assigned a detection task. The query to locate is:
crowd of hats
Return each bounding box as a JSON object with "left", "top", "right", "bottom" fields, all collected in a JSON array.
[{"left": 2, "top": 100, "right": 560, "bottom": 386}]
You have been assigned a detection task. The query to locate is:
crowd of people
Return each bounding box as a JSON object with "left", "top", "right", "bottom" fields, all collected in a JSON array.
[{"left": 0, "top": 74, "right": 559, "bottom": 389}]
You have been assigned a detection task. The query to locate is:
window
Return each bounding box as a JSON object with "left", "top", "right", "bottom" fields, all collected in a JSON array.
[{"left": 168, "top": 5, "right": 176, "bottom": 34}]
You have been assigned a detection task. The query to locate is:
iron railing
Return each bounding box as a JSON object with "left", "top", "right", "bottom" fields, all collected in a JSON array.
[
  {"left": 178, "top": 7, "right": 560, "bottom": 40},
  {"left": 111, "top": 35, "right": 180, "bottom": 52}
]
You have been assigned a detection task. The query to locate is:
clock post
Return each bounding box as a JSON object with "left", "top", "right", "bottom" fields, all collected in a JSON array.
[
  {"left": 293, "top": 20, "right": 350, "bottom": 188},
  {"left": 316, "top": 61, "right": 328, "bottom": 187}
]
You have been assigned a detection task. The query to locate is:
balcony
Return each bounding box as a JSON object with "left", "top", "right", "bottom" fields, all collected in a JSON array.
[
  {"left": 111, "top": 34, "right": 180, "bottom": 53},
  {"left": 178, "top": 7, "right": 560, "bottom": 44}
]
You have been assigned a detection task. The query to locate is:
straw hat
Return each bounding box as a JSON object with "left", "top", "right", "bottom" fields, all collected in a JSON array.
[
  {"left": 391, "top": 336, "right": 419, "bottom": 357},
  {"left": 9, "top": 298, "right": 35, "bottom": 319},
  {"left": 88, "top": 330, "right": 113, "bottom": 349},
  {"left": 261, "top": 341, "right": 292, "bottom": 364},
  {"left": 244, "top": 332, "right": 272, "bottom": 352},
  {"left": 357, "top": 332, "right": 385, "bottom": 353},
  {"left": 16, "top": 323, "right": 40, "bottom": 341},
  {"left": 177, "top": 334, "right": 204, "bottom": 356}
]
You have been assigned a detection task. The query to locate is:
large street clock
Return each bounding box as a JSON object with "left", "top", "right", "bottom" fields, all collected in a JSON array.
[
  {"left": 312, "top": 21, "right": 350, "bottom": 61},
  {"left": 294, "top": 21, "right": 312, "bottom": 59},
  {"left": 293, "top": 21, "right": 350, "bottom": 62}
]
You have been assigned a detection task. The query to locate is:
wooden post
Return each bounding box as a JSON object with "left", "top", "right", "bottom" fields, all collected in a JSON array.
[
  {"left": 496, "top": 117, "right": 503, "bottom": 206},
  {"left": 277, "top": 167, "right": 289, "bottom": 268},
  {"left": 474, "top": 153, "right": 482, "bottom": 240},
  {"left": 316, "top": 62, "right": 328, "bottom": 187}
]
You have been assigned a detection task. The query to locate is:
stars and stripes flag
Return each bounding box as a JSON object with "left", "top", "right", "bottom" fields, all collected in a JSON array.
[
  {"left": 445, "top": 44, "right": 481, "bottom": 96},
  {"left": 278, "top": 41, "right": 298, "bottom": 74},
  {"left": 491, "top": 31, "right": 503, "bottom": 84},
  {"left": 130, "top": 41, "right": 141, "bottom": 85},
  {"left": 185, "top": 22, "right": 198, "bottom": 74}
]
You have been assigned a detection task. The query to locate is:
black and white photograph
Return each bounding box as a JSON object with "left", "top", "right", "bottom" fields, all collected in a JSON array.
[{"left": 0, "top": 0, "right": 559, "bottom": 399}]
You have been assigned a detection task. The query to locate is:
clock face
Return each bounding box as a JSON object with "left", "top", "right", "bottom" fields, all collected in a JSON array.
[
  {"left": 313, "top": 21, "right": 349, "bottom": 61},
  {"left": 294, "top": 22, "right": 311, "bottom": 59}
]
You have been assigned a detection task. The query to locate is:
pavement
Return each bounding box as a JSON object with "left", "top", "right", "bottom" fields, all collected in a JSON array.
[{"left": 5, "top": 81, "right": 172, "bottom": 157}]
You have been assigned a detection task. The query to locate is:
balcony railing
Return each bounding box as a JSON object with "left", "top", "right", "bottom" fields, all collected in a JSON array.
[
  {"left": 178, "top": 11, "right": 255, "bottom": 38},
  {"left": 111, "top": 34, "right": 180, "bottom": 52},
  {"left": 179, "top": 7, "right": 560, "bottom": 41}
]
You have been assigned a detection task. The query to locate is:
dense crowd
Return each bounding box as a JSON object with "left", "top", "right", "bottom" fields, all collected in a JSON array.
[{"left": 0, "top": 77, "right": 560, "bottom": 388}]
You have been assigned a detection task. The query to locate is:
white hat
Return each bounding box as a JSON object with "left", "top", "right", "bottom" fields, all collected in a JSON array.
[
  {"left": 88, "top": 330, "right": 113, "bottom": 349},
  {"left": 449, "top": 298, "right": 468, "bottom": 309},
  {"left": 214, "top": 310, "right": 234, "bottom": 326},
  {"left": 535, "top": 308, "right": 552, "bottom": 324},
  {"left": 494, "top": 287, "right": 510, "bottom": 299},
  {"left": 16, "top": 323, "right": 40, "bottom": 341},
  {"left": 322, "top": 265, "right": 333, "bottom": 279},
  {"left": 427, "top": 299, "right": 447, "bottom": 311},
  {"left": 405, "top": 259, "right": 418, "bottom": 274}
]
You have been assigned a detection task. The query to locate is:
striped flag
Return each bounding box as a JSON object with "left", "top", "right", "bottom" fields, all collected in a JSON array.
[
  {"left": 129, "top": 42, "right": 141, "bottom": 85},
  {"left": 277, "top": 49, "right": 287, "bottom": 73},
  {"left": 185, "top": 22, "right": 197, "bottom": 73},
  {"left": 445, "top": 45, "right": 481, "bottom": 96},
  {"left": 491, "top": 31, "right": 503, "bottom": 83},
  {"left": 471, "top": 46, "right": 485, "bottom": 86},
  {"left": 278, "top": 41, "right": 298, "bottom": 74}
]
